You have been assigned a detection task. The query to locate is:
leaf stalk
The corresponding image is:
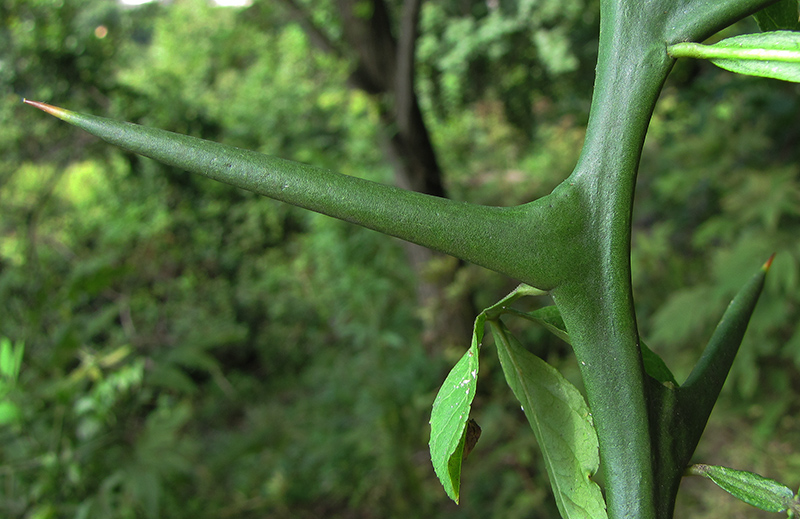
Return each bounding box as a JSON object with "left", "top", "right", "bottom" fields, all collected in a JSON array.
[{"left": 668, "top": 41, "right": 800, "bottom": 61}]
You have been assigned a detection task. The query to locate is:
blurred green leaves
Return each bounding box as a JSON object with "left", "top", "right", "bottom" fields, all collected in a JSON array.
[
  {"left": 4, "top": 0, "right": 800, "bottom": 518},
  {"left": 0, "top": 338, "right": 23, "bottom": 383},
  {"left": 2, "top": 3, "right": 436, "bottom": 517},
  {"left": 0, "top": 338, "right": 24, "bottom": 426}
]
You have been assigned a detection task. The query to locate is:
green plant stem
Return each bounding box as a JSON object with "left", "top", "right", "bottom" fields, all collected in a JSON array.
[
  {"left": 550, "top": 1, "right": 780, "bottom": 518},
  {"left": 668, "top": 41, "right": 800, "bottom": 61},
  {"left": 551, "top": 3, "right": 675, "bottom": 518}
]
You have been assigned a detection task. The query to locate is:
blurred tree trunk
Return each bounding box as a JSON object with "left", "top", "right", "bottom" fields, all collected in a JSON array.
[{"left": 277, "top": 0, "right": 474, "bottom": 352}]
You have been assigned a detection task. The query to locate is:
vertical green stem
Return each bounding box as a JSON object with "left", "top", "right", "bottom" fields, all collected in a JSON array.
[
  {"left": 551, "top": 1, "right": 779, "bottom": 517},
  {"left": 550, "top": 3, "right": 674, "bottom": 518}
]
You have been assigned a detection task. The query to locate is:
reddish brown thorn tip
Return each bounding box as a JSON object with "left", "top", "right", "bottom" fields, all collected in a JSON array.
[
  {"left": 22, "top": 99, "right": 70, "bottom": 119},
  {"left": 763, "top": 253, "right": 776, "bottom": 272}
]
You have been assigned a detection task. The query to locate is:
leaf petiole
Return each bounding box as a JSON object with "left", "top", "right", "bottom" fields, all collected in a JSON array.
[{"left": 668, "top": 41, "right": 800, "bottom": 62}]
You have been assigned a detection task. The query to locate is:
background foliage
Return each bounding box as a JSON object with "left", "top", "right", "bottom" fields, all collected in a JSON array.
[{"left": 1, "top": 1, "right": 798, "bottom": 518}]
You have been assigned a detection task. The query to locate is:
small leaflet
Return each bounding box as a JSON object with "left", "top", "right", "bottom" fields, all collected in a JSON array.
[
  {"left": 428, "top": 316, "right": 483, "bottom": 504},
  {"left": 688, "top": 464, "right": 799, "bottom": 514},
  {"left": 428, "top": 284, "right": 545, "bottom": 504}
]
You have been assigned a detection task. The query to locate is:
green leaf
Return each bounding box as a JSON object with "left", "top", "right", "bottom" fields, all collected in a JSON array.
[
  {"left": 640, "top": 341, "right": 678, "bottom": 387},
  {"left": 490, "top": 320, "right": 607, "bottom": 519},
  {"left": 524, "top": 305, "right": 571, "bottom": 343},
  {"left": 429, "top": 283, "right": 547, "bottom": 503},
  {"left": 484, "top": 284, "right": 549, "bottom": 320},
  {"left": 753, "top": 0, "right": 800, "bottom": 32},
  {"left": 429, "top": 318, "right": 482, "bottom": 504},
  {"left": 668, "top": 32, "right": 800, "bottom": 83},
  {"left": 711, "top": 32, "right": 800, "bottom": 82},
  {"left": 688, "top": 464, "right": 797, "bottom": 513}
]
